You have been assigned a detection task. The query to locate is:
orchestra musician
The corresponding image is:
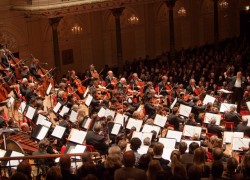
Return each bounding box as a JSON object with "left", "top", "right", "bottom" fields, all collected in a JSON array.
[
  {"left": 130, "top": 73, "right": 141, "bottom": 91},
  {"left": 86, "top": 64, "right": 99, "bottom": 85},
  {"left": 167, "top": 107, "right": 184, "bottom": 131},
  {"left": 158, "top": 76, "right": 171, "bottom": 96},
  {"left": 105, "top": 70, "right": 116, "bottom": 89},
  {"left": 29, "top": 58, "right": 44, "bottom": 82},
  {"left": 116, "top": 77, "right": 128, "bottom": 94},
  {"left": 20, "top": 78, "right": 29, "bottom": 97},
  {"left": 224, "top": 71, "right": 249, "bottom": 113},
  {"left": 186, "top": 79, "right": 197, "bottom": 95}
]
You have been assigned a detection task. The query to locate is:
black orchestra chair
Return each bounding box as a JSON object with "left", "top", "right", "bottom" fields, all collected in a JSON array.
[{"left": 224, "top": 122, "right": 235, "bottom": 131}]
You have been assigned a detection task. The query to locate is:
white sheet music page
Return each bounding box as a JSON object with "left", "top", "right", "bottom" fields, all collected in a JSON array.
[
  {"left": 220, "top": 103, "right": 237, "bottom": 113},
  {"left": 203, "top": 95, "right": 216, "bottom": 105},
  {"left": 166, "top": 130, "right": 183, "bottom": 142},
  {"left": 247, "top": 102, "right": 250, "bottom": 111},
  {"left": 126, "top": 118, "right": 143, "bottom": 131},
  {"left": 154, "top": 114, "right": 167, "bottom": 127},
  {"left": 138, "top": 145, "right": 149, "bottom": 155},
  {"left": 132, "top": 131, "right": 152, "bottom": 142},
  {"left": 243, "top": 115, "right": 250, "bottom": 126},
  {"left": 18, "top": 101, "right": 26, "bottom": 114},
  {"left": 68, "top": 129, "right": 87, "bottom": 144},
  {"left": 59, "top": 106, "right": 70, "bottom": 117},
  {"left": 52, "top": 125, "right": 66, "bottom": 139},
  {"left": 83, "top": 87, "right": 89, "bottom": 98},
  {"left": 53, "top": 102, "right": 62, "bottom": 113},
  {"left": 0, "top": 149, "right": 6, "bottom": 158},
  {"left": 85, "top": 94, "right": 93, "bottom": 106},
  {"left": 224, "top": 132, "right": 244, "bottom": 144},
  {"left": 7, "top": 151, "right": 24, "bottom": 167},
  {"left": 105, "top": 109, "right": 116, "bottom": 118},
  {"left": 111, "top": 123, "right": 121, "bottom": 135},
  {"left": 170, "top": 98, "right": 177, "bottom": 109},
  {"left": 162, "top": 148, "right": 174, "bottom": 161},
  {"left": 36, "top": 114, "right": 47, "bottom": 125},
  {"left": 69, "top": 110, "right": 78, "bottom": 123},
  {"left": 179, "top": 104, "right": 192, "bottom": 117},
  {"left": 159, "top": 138, "right": 176, "bottom": 149},
  {"left": 26, "top": 106, "right": 36, "bottom": 119},
  {"left": 70, "top": 145, "right": 86, "bottom": 154},
  {"left": 83, "top": 118, "right": 92, "bottom": 130},
  {"left": 142, "top": 124, "right": 161, "bottom": 136},
  {"left": 232, "top": 137, "right": 250, "bottom": 151},
  {"left": 7, "top": 96, "right": 15, "bottom": 108},
  {"left": 46, "top": 83, "right": 52, "bottom": 95},
  {"left": 114, "top": 113, "right": 128, "bottom": 126},
  {"left": 37, "top": 126, "right": 49, "bottom": 140},
  {"left": 204, "top": 113, "right": 221, "bottom": 125},
  {"left": 98, "top": 107, "right": 106, "bottom": 117}
]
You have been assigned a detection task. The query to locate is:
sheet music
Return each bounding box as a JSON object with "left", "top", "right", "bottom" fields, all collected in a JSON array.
[
  {"left": 53, "top": 102, "right": 62, "bottom": 113},
  {"left": 83, "top": 118, "right": 92, "bottom": 129},
  {"left": 204, "top": 113, "right": 221, "bottom": 125},
  {"left": 179, "top": 104, "right": 192, "bottom": 117},
  {"left": 85, "top": 94, "right": 93, "bottom": 106},
  {"left": 7, "top": 96, "right": 15, "bottom": 108},
  {"left": 68, "top": 129, "right": 87, "bottom": 144},
  {"left": 37, "top": 116, "right": 52, "bottom": 128},
  {"left": 126, "top": 118, "right": 143, "bottom": 131},
  {"left": 223, "top": 132, "right": 244, "bottom": 144},
  {"left": 51, "top": 125, "right": 66, "bottom": 139},
  {"left": 36, "top": 114, "right": 47, "bottom": 124},
  {"left": 247, "top": 102, "right": 250, "bottom": 111},
  {"left": 166, "top": 130, "right": 183, "bottom": 142},
  {"left": 98, "top": 107, "right": 106, "bottom": 117},
  {"left": 203, "top": 95, "right": 216, "bottom": 105},
  {"left": 83, "top": 87, "right": 89, "bottom": 98},
  {"left": 232, "top": 137, "right": 250, "bottom": 151},
  {"left": 154, "top": 114, "right": 167, "bottom": 127},
  {"left": 162, "top": 148, "right": 174, "bottom": 161},
  {"left": 142, "top": 124, "right": 161, "bottom": 136},
  {"left": 69, "top": 145, "right": 86, "bottom": 154},
  {"left": 25, "top": 106, "right": 36, "bottom": 119},
  {"left": 46, "top": 83, "right": 52, "bottom": 95},
  {"left": 114, "top": 113, "right": 128, "bottom": 126},
  {"left": 159, "top": 138, "right": 176, "bottom": 149},
  {"left": 37, "top": 126, "right": 49, "bottom": 140},
  {"left": 111, "top": 123, "right": 121, "bottom": 135},
  {"left": 183, "top": 125, "right": 202, "bottom": 138},
  {"left": 243, "top": 115, "right": 250, "bottom": 126},
  {"left": 170, "top": 98, "right": 177, "bottom": 109},
  {"left": 69, "top": 110, "right": 78, "bottom": 123},
  {"left": 59, "top": 106, "right": 70, "bottom": 117},
  {"left": 18, "top": 101, "right": 26, "bottom": 114},
  {"left": 132, "top": 131, "right": 153, "bottom": 142},
  {"left": 137, "top": 145, "right": 149, "bottom": 155},
  {"left": 181, "top": 140, "right": 201, "bottom": 153},
  {"left": 220, "top": 103, "right": 237, "bottom": 113},
  {"left": 0, "top": 149, "right": 6, "bottom": 158},
  {"left": 105, "top": 109, "right": 116, "bottom": 118},
  {"left": 7, "top": 151, "right": 24, "bottom": 167}
]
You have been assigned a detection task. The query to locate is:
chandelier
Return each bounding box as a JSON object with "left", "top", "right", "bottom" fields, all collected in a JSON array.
[
  {"left": 178, "top": 7, "right": 187, "bottom": 17},
  {"left": 71, "top": 25, "right": 82, "bottom": 35},
  {"left": 128, "top": 14, "right": 139, "bottom": 25},
  {"left": 219, "top": 0, "right": 229, "bottom": 9}
]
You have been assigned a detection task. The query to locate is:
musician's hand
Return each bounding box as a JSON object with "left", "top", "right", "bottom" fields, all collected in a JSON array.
[
  {"left": 41, "top": 74, "right": 45, "bottom": 78},
  {"left": 224, "top": 72, "right": 227, "bottom": 78}
]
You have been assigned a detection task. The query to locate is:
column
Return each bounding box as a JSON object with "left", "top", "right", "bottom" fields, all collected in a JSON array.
[
  {"left": 166, "top": 0, "right": 176, "bottom": 62},
  {"left": 49, "top": 17, "right": 62, "bottom": 78},
  {"left": 111, "top": 7, "right": 124, "bottom": 73},
  {"left": 213, "top": 0, "right": 219, "bottom": 45}
]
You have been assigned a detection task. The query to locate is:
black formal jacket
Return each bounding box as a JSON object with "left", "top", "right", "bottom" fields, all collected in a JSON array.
[{"left": 85, "top": 131, "right": 108, "bottom": 154}]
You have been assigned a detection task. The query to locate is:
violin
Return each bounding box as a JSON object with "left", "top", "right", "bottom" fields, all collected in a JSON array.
[{"left": 74, "top": 78, "right": 86, "bottom": 96}]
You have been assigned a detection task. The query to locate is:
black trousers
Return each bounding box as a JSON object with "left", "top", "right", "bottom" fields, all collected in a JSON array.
[{"left": 231, "top": 87, "right": 244, "bottom": 113}]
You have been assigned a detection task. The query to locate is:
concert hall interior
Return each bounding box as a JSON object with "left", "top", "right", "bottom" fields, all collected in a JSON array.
[{"left": 0, "top": 0, "right": 250, "bottom": 180}]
